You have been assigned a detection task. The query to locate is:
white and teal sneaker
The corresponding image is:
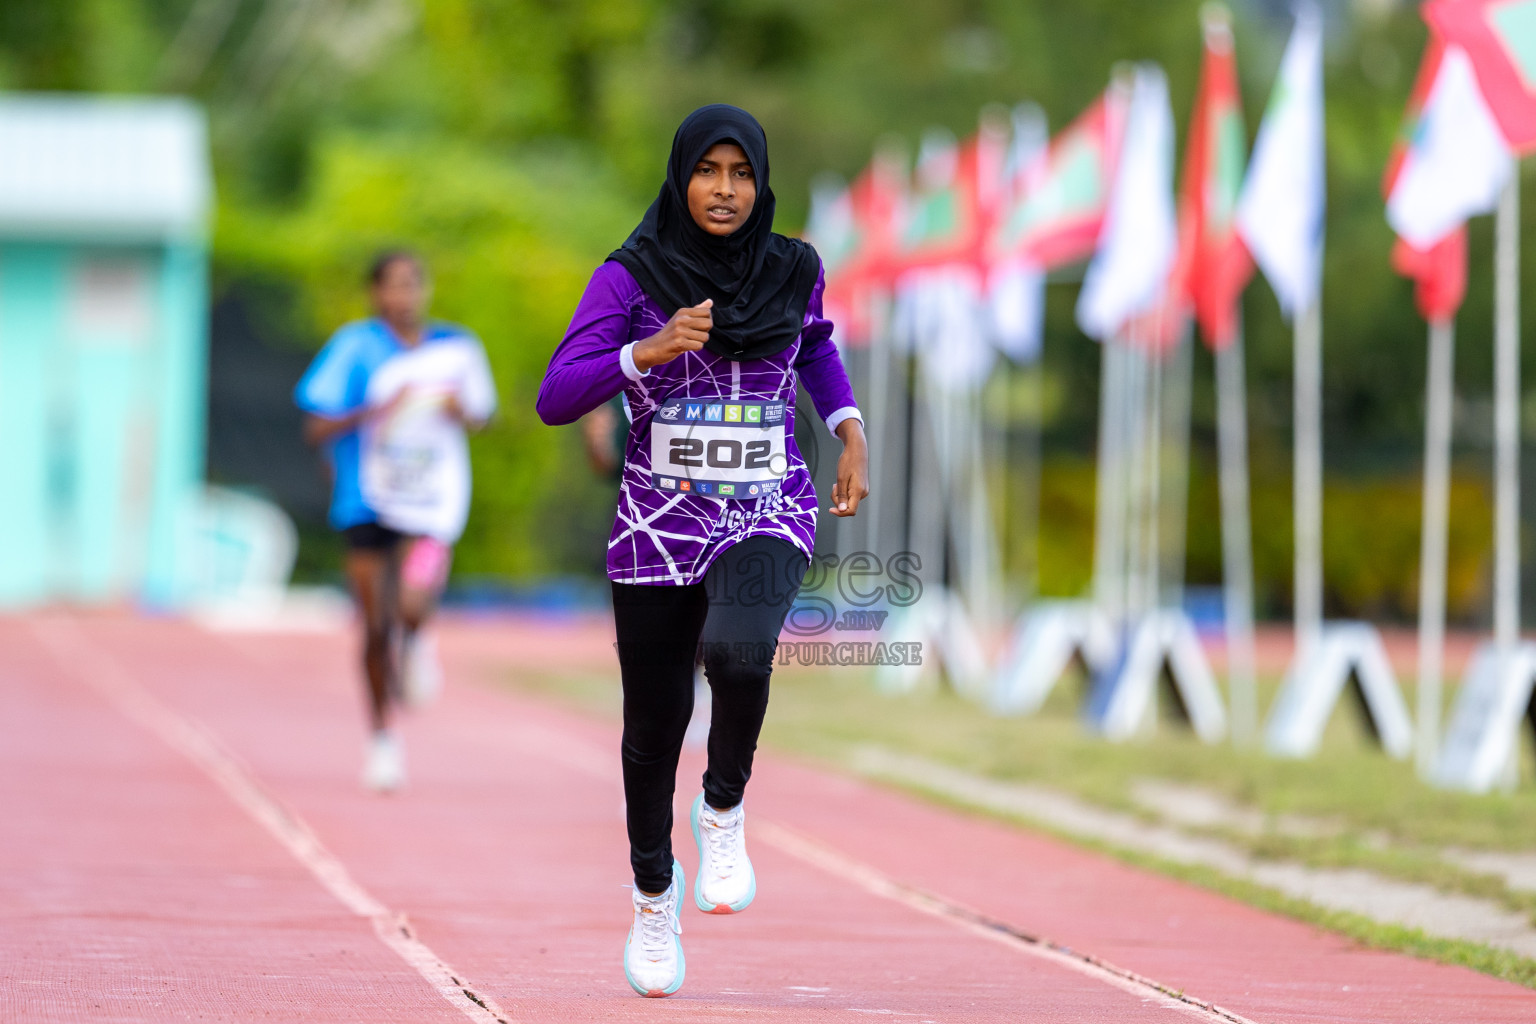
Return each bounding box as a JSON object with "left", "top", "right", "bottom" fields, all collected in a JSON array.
[
  {"left": 691, "top": 793, "right": 756, "bottom": 914},
  {"left": 624, "top": 860, "right": 685, "bottom": 997}
]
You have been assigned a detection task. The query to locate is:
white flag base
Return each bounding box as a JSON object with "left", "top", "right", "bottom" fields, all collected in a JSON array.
[
  {"left": 1435, "top": 641, "right": 1536, "bottom": 793},
  {"left": 1089, "top": 609, "right": 1227, "bottom": 743},
  {"left": 936, "top": 589, "right": 991, "bottom": 700},
  {"left": 1265, "top": 622, "right": 1414, "bottom": 759},
  {"left": 988, "top": 601, "right": 1116, "bottom": 715},
  {"left": 875, "top": 586, "right": 989, "bottom": 698},
  {"left": 874, "top": 601, "right": 938, "bottom": 695}
]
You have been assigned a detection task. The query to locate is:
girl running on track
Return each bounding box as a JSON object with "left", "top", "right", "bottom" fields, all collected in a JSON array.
[
  {"left": 537, "top": 104, "right": 868, "bottom": 997},
  {"left": 296, "top": 251, "right": 496, "bottom": 793}
]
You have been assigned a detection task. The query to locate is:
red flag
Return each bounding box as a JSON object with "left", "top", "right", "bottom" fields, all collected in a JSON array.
[
  {"left": 891, "top": 132, "right": 991, "bottom": 276},
  {"left": 824, "top": 153, "right": 905, "bottom": 345},
  {"left": 1175, "top": 9, "right": 1252, "bottom": 351},
  {"left": 1426, "top": 0, "right": 1536, "bottom": 152},
  {"left": 1385, "top": 34, "right": 1469, "bottom": 324},
  {"left": 1393, "top": 229, "right": 1468, "bottom": 323},
  {"left": 987, "top": 90, "right": 1127, "bottom": 271}
]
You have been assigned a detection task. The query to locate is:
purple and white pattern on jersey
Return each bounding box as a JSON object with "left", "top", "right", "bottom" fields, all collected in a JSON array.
[{"left": 537, "top": 261, "right": 861, "bottom": 585}]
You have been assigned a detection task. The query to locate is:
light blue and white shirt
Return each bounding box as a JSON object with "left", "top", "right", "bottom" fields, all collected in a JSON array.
[{"left": 294, "top": 319, "right": 476, "bottom": 530}]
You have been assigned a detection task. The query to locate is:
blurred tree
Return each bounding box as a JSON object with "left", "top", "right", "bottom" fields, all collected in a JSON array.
[
  {"left": 0, "top": 2, "right": 86, "bottom": 89},
  {"left": 0, "top": 0, "right": 1518, "bottom": 616}
]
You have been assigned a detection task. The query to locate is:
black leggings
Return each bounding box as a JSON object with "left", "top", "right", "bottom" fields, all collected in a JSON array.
[{"left": 612, "top": 535, "right": 808, "bottom": 894}]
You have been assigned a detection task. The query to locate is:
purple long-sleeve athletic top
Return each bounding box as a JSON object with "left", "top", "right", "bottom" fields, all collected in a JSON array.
[{"left": 538, "top": 260, "right": 861, "bottom": 585}]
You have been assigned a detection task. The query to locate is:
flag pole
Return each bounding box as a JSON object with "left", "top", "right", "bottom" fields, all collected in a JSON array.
[
  {"left": 994, "top": 361, "right": 1013, "bottom": 604},
  {"left": 1122, "top": 341, "right": 1149, "bottom": 619},
  {"left": 1417, "top": 316, "right": 1456, "bottom": 777},
  {"left": 911, "top": 355, "right": 946, "bottom": 610},
  {"left": 1494, "top": 174, "right": 1520, "bottom": 655},
  {"left": 1216, "top": 317, "right": 1259, "bottom": 745},
  {"left": 1294, "top": 298, "right": 1325, "bottom": 661},
  {"left": 866, "top": 294, "right": 890, "bottom": 564},
  {"left": 1161, "top": 324, "right": 1195, "bottom": 610},
  {"left": 1023, "top": 357, "right": 1044, "bottom": 606},
  {"left": 897, "top": 348, "right": 916, "bottom": 564},
  {"left": 1143, "top": 341, "right": 1165, "bottom": 616},
  {"left": 966, "top": 363, "right": 999, "bottom": 621},
  {"left": 1094, "top": 339, "right": 1129, "bottom": 624}
]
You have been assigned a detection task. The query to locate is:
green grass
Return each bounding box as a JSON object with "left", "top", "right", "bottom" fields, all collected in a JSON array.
[
  {"left": 499, "top": 657, "right": 1536, "bottom": 988},
  {"left": 756, "top": 665, "right": 1536, "bottom": 852},
  {"left": 1110, "top": 850, "right": 1536, "bottom": 990}
]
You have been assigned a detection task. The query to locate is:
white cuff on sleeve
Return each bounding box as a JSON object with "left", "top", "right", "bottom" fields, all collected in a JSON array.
[
  {"left": 619, "top": 342, "right": 650, "bottom": 381},
  {"left": 825, "top": 406, "right": 863, "bottom": 435}
]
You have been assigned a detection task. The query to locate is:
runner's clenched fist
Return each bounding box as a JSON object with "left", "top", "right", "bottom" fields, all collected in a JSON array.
[{"left": 632, "top": 299, "right": 712, "bottom": 371}]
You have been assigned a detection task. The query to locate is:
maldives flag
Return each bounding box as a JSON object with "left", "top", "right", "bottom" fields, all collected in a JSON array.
[
  {"left": 986, "top": 86, "right": 1128, "bottom": 272},
  {"left": 1175, "top": 9, "right": 1252, "bottom": 351},
  {"left": 893, "top": 128, "right": 1000, "bottom": 276},
  {"left": 821, "top": 152, "right": 905, "bottom": 345},
  {"left": 806, "top": 178, "right": 858, "bottom": 280},
  {"left": 1426, "top": 0, "right": 1536, "bottom": 152},
  {"left": 805, "top": 176, "right": 860, "bottom": 339}
]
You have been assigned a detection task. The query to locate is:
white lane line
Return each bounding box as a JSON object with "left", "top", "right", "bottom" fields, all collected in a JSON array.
[
  {"left": 754, "top": 820, "right": 1261, "bottom": 1024},
  {"left": 496, "top": 714, "right": 1261, "bottom": 1023},
  {"left": 30, "top": 617, "right": 517, "bottom": 1024}
]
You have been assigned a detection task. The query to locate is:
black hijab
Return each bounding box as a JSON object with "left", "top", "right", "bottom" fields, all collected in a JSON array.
[{"left": 609, "top": 104, "right": 820, "bottom": 362}]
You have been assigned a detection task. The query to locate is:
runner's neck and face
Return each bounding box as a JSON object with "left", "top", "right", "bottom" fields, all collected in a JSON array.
[
  {"left": 371, "top": 256, "right": 430, "bottom": 348},
  {"left": 687, "top": 142, "right": 756, "bottom": 237}
]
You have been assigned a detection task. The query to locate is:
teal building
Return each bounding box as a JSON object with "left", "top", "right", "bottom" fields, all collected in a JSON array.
[{"left": 0, "top": 96, "right": 211, "bottom": 608}]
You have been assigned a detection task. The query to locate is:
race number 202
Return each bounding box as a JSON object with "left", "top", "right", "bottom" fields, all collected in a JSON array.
[{"left": 647, "top": 398, "right": 788, "bottom": 500}]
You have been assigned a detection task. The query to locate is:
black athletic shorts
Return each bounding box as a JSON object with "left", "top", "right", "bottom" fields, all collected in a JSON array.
[{"left": 342, "top": 522, "right": 405, "bottom": 551}]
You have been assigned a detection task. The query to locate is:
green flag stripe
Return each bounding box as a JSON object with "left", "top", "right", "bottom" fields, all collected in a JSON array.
[
  {"left": 1209, "top": 108, "right": 1246, "bottom": 233},
  {"left": 997, "top": 138, "right": 1104, "bottom": 248},
  {"left": 1491, "top": 0, "right": 1536, "bottom": 91},
  {"left": 902, "top": 189, "right": 961, "bottom": 248}
]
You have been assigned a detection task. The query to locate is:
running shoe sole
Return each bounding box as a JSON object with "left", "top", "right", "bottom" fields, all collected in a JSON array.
[
  {"left": 624, "top": 859, "right": 686, "bottom": 997},
  {"left": 690, "top": 793, "right": 756, "bottom": 914}
]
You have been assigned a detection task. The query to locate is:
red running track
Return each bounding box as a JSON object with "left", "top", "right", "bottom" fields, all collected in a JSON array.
[{"left": 1, "top": 611, "right": 1531, "bottom": 1023}]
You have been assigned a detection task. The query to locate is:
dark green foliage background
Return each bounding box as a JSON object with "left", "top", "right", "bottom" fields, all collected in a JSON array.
[{"left": 2, "top": 0, "right": 1521, "bottom": 618}]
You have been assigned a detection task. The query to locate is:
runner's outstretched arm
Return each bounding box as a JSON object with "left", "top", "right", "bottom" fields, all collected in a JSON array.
[
  {"left": 831, "top": 418, "right": 869, "bottom": 517},
  {"left": 792, "top": 265, "right": 868, "bottom": 516}
]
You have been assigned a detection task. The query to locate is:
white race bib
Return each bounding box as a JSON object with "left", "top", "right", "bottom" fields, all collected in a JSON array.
[
  {"left": 366, "top": 438, "right": 441, "bottom": 507},
  {"left": 647, "top": 397, "right": 788, "bottom": 500},
  {"left": 362, "top": 391, "right": 451, "bottom": 509},
  {"left": 360, "top": 338, "right": 496, "bottom": 543}
]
